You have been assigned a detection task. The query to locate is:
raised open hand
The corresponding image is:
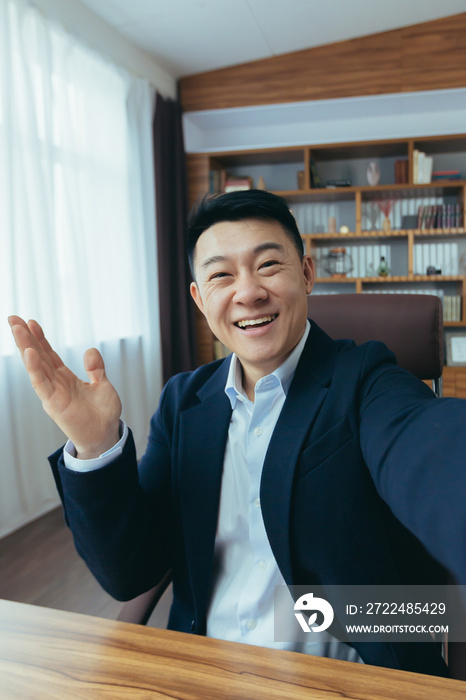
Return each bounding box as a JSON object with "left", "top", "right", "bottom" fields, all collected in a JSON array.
[{"left": 8, "top": 316, "right": 121, "bottom": 459}]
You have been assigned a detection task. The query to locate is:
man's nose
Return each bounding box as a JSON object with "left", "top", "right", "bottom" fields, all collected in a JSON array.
[{"left": 233, "top": 272, "right": 268, "bottom": 305}]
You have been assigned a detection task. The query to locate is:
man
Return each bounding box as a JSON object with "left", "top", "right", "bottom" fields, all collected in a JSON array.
[{"left": 9, "top": 190, "right": 466, "bottom": 677}]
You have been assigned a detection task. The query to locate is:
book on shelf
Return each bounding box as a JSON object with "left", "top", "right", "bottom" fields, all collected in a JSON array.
[
  {"left": 432, "top": 170, "right": 461, "bottom": 181},
  {"left": 309, "top": 158, "right": 322, "bottom": 188},
  {"left": 443, "top": 296, "right": 462, "bottom": 322},
  {"left": 209, "top": 169, "right": 227, "bottom": 193},
  {"left": 209, "top": 171, "right": 253, "bottom": 193},
  {"left": 224, "top": 176, "right": 253, "bottom": 192},
  {"left": 417, "top": 203, "right": 463, "bottom": 230},
  {"left": 413, "top": 150, "right": 433, "bottom": 184},
  {"left": 394, "top": 159, "right": 409, "bottom": 184}
]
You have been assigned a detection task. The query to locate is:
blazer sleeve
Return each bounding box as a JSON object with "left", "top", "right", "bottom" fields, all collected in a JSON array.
[
  {"left": 49, "top": 380, "right": 176, "bottom": 601},
  {"left": 358, "top": 342, "right": 466, "bottom": 584}
]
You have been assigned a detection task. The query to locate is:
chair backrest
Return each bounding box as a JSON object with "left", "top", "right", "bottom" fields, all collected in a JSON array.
[
  {"left": 117, "top": 569, "right": 172, "bottom": 627},
  {"left": 307, "top": 293, "right": 444, "bottom": 382}
]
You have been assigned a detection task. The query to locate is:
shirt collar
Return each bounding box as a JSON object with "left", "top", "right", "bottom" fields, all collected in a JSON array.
[{"left": 224, "top": 320, "right": 311, "bottom": 408}]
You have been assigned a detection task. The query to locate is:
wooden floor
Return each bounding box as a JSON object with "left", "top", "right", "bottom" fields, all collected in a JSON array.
[{"left": 0, "top": 507, "right": 123, "bottom": 620}]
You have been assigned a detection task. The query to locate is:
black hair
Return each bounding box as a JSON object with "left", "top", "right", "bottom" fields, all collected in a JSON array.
[{"left": 186, "top": 189, "right": 303, "bottom": 279}]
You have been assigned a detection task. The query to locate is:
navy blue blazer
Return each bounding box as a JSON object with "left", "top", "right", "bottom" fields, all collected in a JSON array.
[{"left": 49, "top": 321, "right": 466, "bottom": 677}]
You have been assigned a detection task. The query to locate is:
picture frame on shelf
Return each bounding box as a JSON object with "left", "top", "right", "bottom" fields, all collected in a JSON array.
[{"left": 446, "top": 335, "right": 466, "bottom": 366}]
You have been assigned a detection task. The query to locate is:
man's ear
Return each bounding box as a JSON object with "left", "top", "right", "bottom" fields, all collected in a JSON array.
[
  {"left": 190, "top": 281, "right": 205, "bottom": 315},
  {"left": 303, "top": 255, "right": 315, "bottom": 295}
]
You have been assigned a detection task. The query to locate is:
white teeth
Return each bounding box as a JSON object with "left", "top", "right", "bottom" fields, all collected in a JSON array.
[{"left": 237, "top": 315, "right": 276, "bottom": 328}]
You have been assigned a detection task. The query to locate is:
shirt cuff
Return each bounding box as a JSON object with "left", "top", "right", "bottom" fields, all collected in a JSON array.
[{"left": 63, "top": 420, "right": 128, "bottom": 473}]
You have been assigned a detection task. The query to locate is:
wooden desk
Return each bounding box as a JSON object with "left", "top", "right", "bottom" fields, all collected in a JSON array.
[{"left": 0, "top": 599, "right": 464, "bottom": 699}]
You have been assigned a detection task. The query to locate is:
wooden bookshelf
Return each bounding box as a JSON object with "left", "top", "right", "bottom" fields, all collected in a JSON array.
[{"left": 186, "top": 134, "right": 466, "bottom": 393}]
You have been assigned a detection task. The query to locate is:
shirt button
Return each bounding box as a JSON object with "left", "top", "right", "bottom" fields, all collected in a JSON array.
[
  {"left": 258, "top": 560, "right": 267, "bottom": 570},
  {"left": 254, "top": 426, "right": 263, "bottom": 436},
  {"left": 246, "top": 619, "right": 256, "bottom": 630},
  {"left": 254, "top": 497, "right": 261, "bottom": 508}
]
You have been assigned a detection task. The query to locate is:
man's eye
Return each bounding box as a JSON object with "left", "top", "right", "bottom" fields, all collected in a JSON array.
[
  {"left": 210, "top": 271, "right": 229, "bottom": 280},
  {"left": 260, "top": 260, "right": 279, "bottom": 269}
]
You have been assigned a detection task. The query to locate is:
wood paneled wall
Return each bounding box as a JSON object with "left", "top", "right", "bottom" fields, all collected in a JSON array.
[{"left": 179, "top": 13, "right": 466, "bottom": 112}]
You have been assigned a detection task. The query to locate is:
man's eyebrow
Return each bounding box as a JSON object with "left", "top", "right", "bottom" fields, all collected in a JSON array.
[
  {"left": 201, "top": 255, "right": 228, "bottom": 269},
  {"left": 252, "top": 242, "right": 285, "bottom": 255}
]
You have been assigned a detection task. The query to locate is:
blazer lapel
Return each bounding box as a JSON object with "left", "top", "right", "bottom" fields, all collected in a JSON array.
[
  {"left": 178, "top": 360, "right": 232, "bottom": 622},
  {"left": 260, "top": 323, "right": 338, "bottom": 583}
]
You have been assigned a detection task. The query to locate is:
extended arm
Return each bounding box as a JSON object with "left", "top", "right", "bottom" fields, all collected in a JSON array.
[{"left": 358, "top": 344, "right": 466, "bottom": 584}]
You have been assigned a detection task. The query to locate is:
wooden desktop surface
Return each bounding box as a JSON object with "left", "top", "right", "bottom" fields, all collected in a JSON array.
[{"left": 0, "top": 599, "right": 464, "bottom": 699}]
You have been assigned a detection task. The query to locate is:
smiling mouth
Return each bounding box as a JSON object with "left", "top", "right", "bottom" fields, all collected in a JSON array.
[{"left": 235, "top": 314, "right": 278, "bottom": 329}]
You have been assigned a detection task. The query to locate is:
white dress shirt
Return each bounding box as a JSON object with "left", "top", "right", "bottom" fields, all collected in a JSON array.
[
  {"left": 64, "top": 322, "right": 362, "bottom": 663},
  {"left": 206, "top": 322, "right": 362, "bottom": 662}
]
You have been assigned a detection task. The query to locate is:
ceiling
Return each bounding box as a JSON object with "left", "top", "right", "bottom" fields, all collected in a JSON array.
[{"left": 79, "top": 0, "right": 466, "bottom": 79}]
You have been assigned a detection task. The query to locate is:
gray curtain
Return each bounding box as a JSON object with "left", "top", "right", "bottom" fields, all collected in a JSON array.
[{"left": 153, "top": 93, "right": 197, "bottom": 382}]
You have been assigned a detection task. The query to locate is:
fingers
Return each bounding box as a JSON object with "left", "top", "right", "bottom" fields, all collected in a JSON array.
[
  {"left": 8, "top": 316, "right": 31, "bottom": 356},
  {"left": 8, "top": 315, "right": 29, "bottom": 331},
  {"left": 9, "top": 321, "right": 37, "bottom": 358},
  {"left": 83, "top": 347, "right": 106, "bottom": 384},
  {"left": 28, "top": 319, "right": 64, "bottom": 369},
  {"left": 9, "top": 316, "right": 64, "bottom": 372}
]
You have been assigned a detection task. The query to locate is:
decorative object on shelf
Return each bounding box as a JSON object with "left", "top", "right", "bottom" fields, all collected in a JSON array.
[
  {"left": 297, "top": 171, "right": 305, "bottom": 190},
  {"left": 376, "top": 199, "right": 395, "bottom": 233},
  {"left": 323, "top": 247, "right": 353, "bottom": 278},
  {"left": 401, "top": 215, "right": 418, "bottom": 230},
  {"left": 327, "top": 216, "right": 337, "bottom": 233},
  {"left": 366, "top": 161, "right": 380, "bottom": 186},
  {"left": 256, "top": 175, "right": 266, "bottom": 190},
  {"left": 362, "top": 203, "right": 380, "bottom": 232},
  {"left": 339, "top": 225, "right": 350, "bottom": 234},
  {"left": 426, "top": 265, "right": 441, "bottom": 275},
  {"left": 377, "top": 256, "right": 390, "bottom": 277},
  {"left": 446, "top": 335, "right": 466, "bottom": 366}
]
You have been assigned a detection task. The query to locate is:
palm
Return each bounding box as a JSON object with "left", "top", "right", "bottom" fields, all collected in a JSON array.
[{"left": 9, "top": 316, "right": 121, "bottom": 458}]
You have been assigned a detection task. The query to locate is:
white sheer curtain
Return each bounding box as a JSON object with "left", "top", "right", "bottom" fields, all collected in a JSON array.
[{"left": 0, "top": 0, "right": 162, "bottom": 537}]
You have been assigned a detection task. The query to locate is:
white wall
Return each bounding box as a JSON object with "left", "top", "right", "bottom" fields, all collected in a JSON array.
[
  {"left": 31, "top": 0, "right": 177, "bottom": 97},
  {"left": 183, "top": 88, "right": 466, "bottom": 153}
]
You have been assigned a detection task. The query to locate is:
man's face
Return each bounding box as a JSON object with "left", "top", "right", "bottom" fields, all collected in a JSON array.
[{"left": 190, "top": 218, "right": 314, "bottom": 386}]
